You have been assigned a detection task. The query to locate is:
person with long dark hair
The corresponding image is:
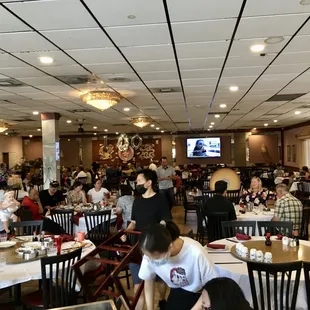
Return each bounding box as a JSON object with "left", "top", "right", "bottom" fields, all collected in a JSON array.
[
  {"left": 138, "top": 221, "right": 217, "bottom": 310},
  {"left": 198, "top": 277, "right": 253, "bottom": 310}
]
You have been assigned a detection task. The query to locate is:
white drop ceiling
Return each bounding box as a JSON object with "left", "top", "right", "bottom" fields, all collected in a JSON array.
[{"left": 0, "top": 0, "right": 309, "bottom": 135}]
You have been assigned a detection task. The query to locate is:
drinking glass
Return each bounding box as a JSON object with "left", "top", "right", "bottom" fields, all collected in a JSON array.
[
  {"left": 47, "top": 246, "right": 57, "bottom": 257},
  {"left": 0, "top": 234, "right": 7, "bottom": 242},
  {"left": 253, "top": 205, "right": 260, "bottom": 215},
  {"left": 0, "top": 257, "right": 6, "bottom": 272}
]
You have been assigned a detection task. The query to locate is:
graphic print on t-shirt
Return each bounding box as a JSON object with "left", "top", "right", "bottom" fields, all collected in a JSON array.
[{"left": 170, "top": 267, "right": 189, "bottom": 287}]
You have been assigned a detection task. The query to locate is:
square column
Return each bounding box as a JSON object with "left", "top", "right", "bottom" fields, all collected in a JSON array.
[{"left": 41, "top": 113, "right": 60, "bottom": 189}]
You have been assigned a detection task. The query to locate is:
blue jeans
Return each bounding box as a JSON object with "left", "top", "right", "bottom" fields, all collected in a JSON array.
[{"left": 159, "top": 187, "right": 175, "bottom": 210}]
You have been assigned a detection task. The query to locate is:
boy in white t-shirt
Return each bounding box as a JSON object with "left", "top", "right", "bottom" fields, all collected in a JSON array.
[
  {"left": 87, "top": 179, "right": 109, "bottom": 203},
  {"left": 138, "top": 221, "right": 218, "bottom": 310}
]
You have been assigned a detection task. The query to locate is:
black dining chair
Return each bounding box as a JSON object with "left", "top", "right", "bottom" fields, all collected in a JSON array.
[
  {"left": 300, "top": 207, "right": 310, "bottom": 240},
  {"left": 51, "top": 209, "right": 74, "bottom": 235},
  {"left": 182, "top": 188, "right": 196, "bottom": 224},
  {"left": 257, "top": 221, "right": 293, "bottom": 236},
  {"left": 84, "top": 210, "right": 111, "bottom": 245},
  {"left": 207, "top": 212, "right": 229, "bottom": 243},
  {"left": 21, "top": 248, "right": 82, "bottom": 309},
  {"left": 195, "top": 205, "right": 208, "bottom": 245},
  {"left": 247, "top": 261, "right": 302, "bottom": 310},
  {"left": 303, "top": 261, "right": 310, "bottom": 309},
  {"left": 226, "top": 189, "right": 241, "bottom": 204},
  {"left": 11, "top": 220, "right": 43, "bottom": 236},
  {"left": 222, "top": 220, "right": 256, "bottom": 237},
  {"left": 201, "top": 190, "right": 216, "bottom": 199}
]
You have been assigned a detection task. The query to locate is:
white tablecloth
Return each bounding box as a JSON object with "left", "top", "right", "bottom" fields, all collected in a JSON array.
[
  {"left": 237, "top": 210, "right": 274, "bottom": 236},
  {"left": 0, "top": 240, "right": 96, "bottom": 289},
  {"left": 209, "top": 237, "right": 309, "bottom": 310},
  {"left": 290, "top": 182, "right": 300, "bottom": 192}
]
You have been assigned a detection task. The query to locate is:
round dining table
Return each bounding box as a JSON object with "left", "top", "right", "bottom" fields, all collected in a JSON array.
[
  {"left": 0, "top": 239, "right": 97, "bottom": 290},
  {"left": 236, "top": 210, "right": 275, "bottom": 236},
  {"left": 207, "top": 236, "right": 309, "bottom": 310}
]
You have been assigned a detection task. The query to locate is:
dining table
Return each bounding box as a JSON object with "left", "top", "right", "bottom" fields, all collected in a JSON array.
[
  {"left": 0, "top": 238, "right": 97, "bottom": 290},
  {"left": 207, "top": 236, "right": 310, "bottom": 310}
]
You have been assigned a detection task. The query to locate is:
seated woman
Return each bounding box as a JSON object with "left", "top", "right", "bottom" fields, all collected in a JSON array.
[
  {"left": 67, "top": 181, "right": 87, "bottom": 205},
  {"left": 87, "top": 179, "right": 109, "bottom": 204},
  {"left": 301, "top": 166, "right": 310, "bottom": 180},
  {"left": 138, "top": 221, "right": 218, "bottom": 310},
  {"left": 21, "top": 188, "right": 65, "bottom": 234},
  {"left": 116, "top": 184, "right": 134, "bottom": 229},
  {"left": 198, "top": 277, "right": 253, "bottom": 310},
  {"left": 239, "top": 177, "right": 274, "bottom": 207}
]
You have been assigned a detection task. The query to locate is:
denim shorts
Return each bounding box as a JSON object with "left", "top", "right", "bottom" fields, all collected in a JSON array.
[{"left": 129, "top": 263, "right": 162, "bottom": 285}]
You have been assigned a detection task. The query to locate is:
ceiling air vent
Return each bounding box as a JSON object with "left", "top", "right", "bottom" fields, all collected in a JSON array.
[
  {"left": 175, "top": 121, "right": 189, "bottom": 124},
  {"left": 266, "top": 93, "right": 306, "bottom": 102},
  {"left": 150, "top": 87, "right": 182, "bottom": 93},
  {"left": 0, "top": 78, "right": 24, "bottom": 87},
  {"left": 108, "top": 76, "right": 131, "bottom": 82},
  {"left": 12, "top": 119, "right": 34, "bottom": 122},
  {"left": 71, "top": 109, "right": 92, "bottom": 113},
  {"left": 112, "top": 124, "right": 128, "bottom": 127},
  {"left": 56, "top": 75, "right": 95, "bottom": 85}
]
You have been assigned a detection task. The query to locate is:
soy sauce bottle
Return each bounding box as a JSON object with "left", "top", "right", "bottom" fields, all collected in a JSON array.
[
  {"left": 33, "top": 231, "right": 38, "bottom": 241},
  {"left": 293, "top": 231, "right": 299, "bottom": 246},
  {"left": 265, "top": 232, "right": 272, "bottom": 246}
]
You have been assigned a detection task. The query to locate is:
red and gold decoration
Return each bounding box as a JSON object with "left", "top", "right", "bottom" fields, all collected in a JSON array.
[
  {"left": 116, "top": 134, "right": 129, "bottom": 152},
  {"left": 118, "top": 146, "right": 134, "bottom": 162}
]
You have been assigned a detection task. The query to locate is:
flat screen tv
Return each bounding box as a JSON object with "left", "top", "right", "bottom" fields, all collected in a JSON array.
[{"left": 186, "top": 137, "right": 221, "bottom": 158}]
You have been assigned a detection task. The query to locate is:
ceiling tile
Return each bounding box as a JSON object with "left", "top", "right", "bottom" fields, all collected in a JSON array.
[{"left": 0, "top": 5, "right": 31, "bottom": 33}]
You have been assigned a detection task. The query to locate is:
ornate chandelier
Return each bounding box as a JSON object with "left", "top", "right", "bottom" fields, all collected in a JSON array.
[
  {"left": 131, "top": 117, "right": 152, "bottom": 128},
  {"left": 0, "top": 122, "right": 9, "bottom": 133},
  {"left": 81, "top": 90, "right": 121, "bottom": 110}
]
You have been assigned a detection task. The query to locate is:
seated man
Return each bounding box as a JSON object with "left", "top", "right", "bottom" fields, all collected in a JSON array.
[
  {"left": 273, "top": 184, "right": 303, "bottom": 234},
  {"left": 204, "top": 180, "right": 237, "bottom": 221},
  {"left": 39, "top": 181, "right": 65, "bottom": 214}
]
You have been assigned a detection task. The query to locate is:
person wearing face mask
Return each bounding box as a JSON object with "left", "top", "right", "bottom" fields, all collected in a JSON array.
[
  {"left": 123, "top": 169, "right": 171, "bottom": 310},
  {"left": 139, "top": 221, "right": 218, "bottom": 310}
]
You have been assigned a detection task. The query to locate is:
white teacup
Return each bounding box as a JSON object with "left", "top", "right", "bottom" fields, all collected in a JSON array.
[
  {"left": 256, "top": 250, "right": 264, "bottom": 262},
  {"left": 236, "top": 243, "right": 243, "bottom": 255},
  {"left": 250, "top": 248, "right": 257, "bottom": 260},
  {"left": 282, "top": 236, "right": 289, "bottom": 246},
  {"left": 241, "top": 246, "right": 248, "bottom": 258},
  {"left": 264, "top": 252, "right": 272, "bottom": 262}
]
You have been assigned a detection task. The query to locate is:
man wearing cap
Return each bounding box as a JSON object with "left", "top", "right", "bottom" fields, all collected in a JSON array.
[{"left": 39, "top": 181, "right": 65, "bottom": 214}]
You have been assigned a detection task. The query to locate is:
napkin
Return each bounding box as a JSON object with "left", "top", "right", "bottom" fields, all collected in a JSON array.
[
  {"left": 207, "top": 243, "right": 226, "bottom": 249},
  {"left": 73, "top": 212, "right": 84, "bottom": 225},
  {"left": 236, "top": 233, "right": 251, "bottom": 240},
  {"left": 276, "top": 234, "right": 283, "bottom": 240}
]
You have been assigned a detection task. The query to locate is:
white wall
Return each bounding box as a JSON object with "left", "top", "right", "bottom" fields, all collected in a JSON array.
[{"left": 0, "top": 136, "right": 23, "bottom": 168}]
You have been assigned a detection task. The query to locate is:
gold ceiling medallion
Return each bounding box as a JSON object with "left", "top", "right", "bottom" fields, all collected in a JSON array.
[
  {"left": 81, "top": 90, "right": 121, "bottom": 110},
  {"left": 131, "top": 117, "right": 152, "bottom": 128},
  {"left": 0, "top": 122, "right": 10, "bottom": 133}
]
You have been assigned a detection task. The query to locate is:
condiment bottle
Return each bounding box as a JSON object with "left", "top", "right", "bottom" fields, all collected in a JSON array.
[
  {"left": 265, "top": 232, "right": 272, "bottom": 246},
  {"left": 33, "top": 231, "right": 38, "bottom": 242}
]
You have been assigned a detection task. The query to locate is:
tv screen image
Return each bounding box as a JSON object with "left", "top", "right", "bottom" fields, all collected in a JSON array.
[{"left": 187, "top": 137, "right": 221, "bottom": 158}]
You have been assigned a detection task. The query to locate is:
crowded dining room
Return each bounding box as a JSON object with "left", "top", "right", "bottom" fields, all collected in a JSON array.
[{"left": 1, "top": 0, "right": 310, "bottom": 309}]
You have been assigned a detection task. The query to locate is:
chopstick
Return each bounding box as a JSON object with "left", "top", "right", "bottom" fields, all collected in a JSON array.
[
  {"left": 215, "top": 262, "right": 244, "bottom": 265},
  {"left": 225, "top": 238, "right": 239, "bottom": 243}
]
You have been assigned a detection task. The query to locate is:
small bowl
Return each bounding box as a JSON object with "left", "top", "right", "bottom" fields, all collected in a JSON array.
[{"left": 23, "top": 249, "right": 37, "bottom": 260}]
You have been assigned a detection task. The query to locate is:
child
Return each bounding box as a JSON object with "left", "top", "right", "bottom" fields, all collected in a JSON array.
[{"left": 0, "top": 191, "right": 19, "bottom": 233}]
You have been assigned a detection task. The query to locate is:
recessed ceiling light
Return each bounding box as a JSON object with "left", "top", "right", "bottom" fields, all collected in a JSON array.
[
  {"left": 264, "top": 36, "right": 285, "bottom": 44},
  {"left": 151, "top": 124, "right": 155, "bottom": 127},
  {"left": 264, "top": 123, "right": 268, "bottom": 127},
  {"left": 220, "top": 104, "right": 227, "bottom": 108},
  {"left": 209, "top": 125, "right": 213, "bottom": 128},
  {"left": 229, "top": 86, "right": 239, "bottom": 92},
  {"left": 68, "top": 139, "right": 70, "bottom": 141},
  {"left": 29, "top": 135, "right": 33, "bottom": 138},
  {"left": 5, "top": 132, "right": 8, "bottom": 135},
  {"left": 32, "top": 111, "right": 39, "bottom": 115},
  {"left": 207, "top": 129, "right": 211, "bottom": 131},
  {"left": 250, "top": 44, "right": 265, "bottom": 53},
  {"left": 211, "top": 122, "right": 215, "bottom": 125},
  {"left": 66, "top": 120, "right": 72, "bottom": 123},
  {"left": 116, "top": 132, "right": 119, "bottom": 135},
  {"left": 156, "top": 127, "right": 160, "bottom": 130},
  {"left": 295, "top": 111, "right": 301, "bottom": 115},
  {"left": 94, "top": 133, "right": 97, "bottom": 136},
  {"left": 39, "top": 56, "right": 53, "bottom": 64},
  {"left": 195, "top": 105, "right": 202, "bottom": 108},
  {"left": 253, "top": 128, "right": 257, "bottom": 130},
  {"left": 104, "top": 129, "right": 108, "bottom": 132},
  {"left": 273, "top": 120, "right": 278, "bottom": 123},
  {"left": 124, "top": 107, "right": 130, "bottom": 112},
  {"left": 300, "top": 0, "right": 310, "bottom": 5},
  {"left": 127, "top": 14, "right": 136, "bottom": 19},
  {"left": 214, "top": 114, "right": 220, "bottom": 118},
  {"left": 37, "top": 128, "right": 41, "bottom": 131},
  {"left": 161, "top": 130, "right": 164, "bottom": 133},
  {"left": 93, "top": 126, "right": 97, "bottom": 129}
]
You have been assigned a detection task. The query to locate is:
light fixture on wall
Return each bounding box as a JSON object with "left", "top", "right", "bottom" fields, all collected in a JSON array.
[
  {"left": 81, "top": 90, "right": 121, "bottom": 110},
  {"left": 131, "top": 116, "right": 152, "bottom": 128},
  {"left": 0, "top": 122, "right": 9, "bottom": 133}
]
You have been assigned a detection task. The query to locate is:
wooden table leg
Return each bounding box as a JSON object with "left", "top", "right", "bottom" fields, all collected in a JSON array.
[{"left": 13, "top": 284, "right": 21, "bottom": 307}]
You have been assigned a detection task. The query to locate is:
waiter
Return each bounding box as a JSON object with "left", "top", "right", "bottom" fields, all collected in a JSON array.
[{"left": 157, "top": 157, "right": 176, "bottom": 210}]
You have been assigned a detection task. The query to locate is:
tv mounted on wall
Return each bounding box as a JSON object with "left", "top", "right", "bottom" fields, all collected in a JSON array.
[{"left": 186, "top": 137, "right": 221, "bottom": 158}]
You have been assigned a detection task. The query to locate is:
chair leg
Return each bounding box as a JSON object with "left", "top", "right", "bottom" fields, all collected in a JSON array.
[
  {"left": 126, "top": 269, "right": 130, "bottom": 290},
  {"left": 184, "top": 210, "right": 187, "bottom": 224}
]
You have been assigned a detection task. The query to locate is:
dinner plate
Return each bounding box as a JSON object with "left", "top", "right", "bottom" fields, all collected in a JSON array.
[
  {"left": 206, "top": 245, "right": 230, "bottom": 252},
  {"left": 21, "top": 241, "right": 42, "bottom": 249},
  {"left": 0, "top": 241, "right": 16, "bottom": 248}
]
